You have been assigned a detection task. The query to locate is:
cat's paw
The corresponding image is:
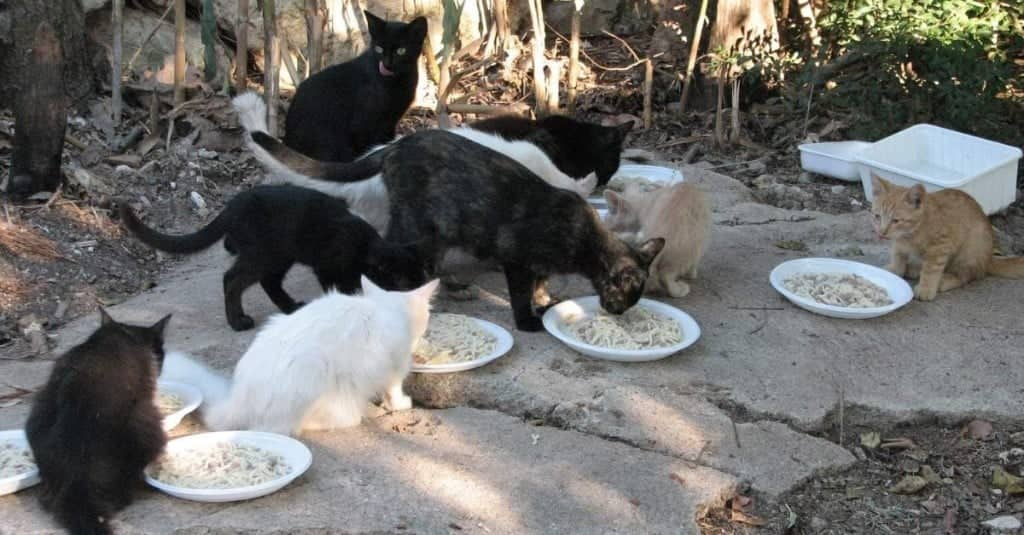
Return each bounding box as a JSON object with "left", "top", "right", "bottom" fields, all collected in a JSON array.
[
  {"left": 913, "top": 283, "right": 937, "bottom": 301},
  {"left": 515, "top": 315, "right": 545, "bottom": 332},
  {"left": 385, "top": 394, "right": 413, "bottom": 412},
  {"left": 228, "top": 314, "right": 256, "bottom": 331},
  {"left": 884, "top": 263, "right": 906, "bottom": 277}
]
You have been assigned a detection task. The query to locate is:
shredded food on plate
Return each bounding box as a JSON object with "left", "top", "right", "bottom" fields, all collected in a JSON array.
[
  {"left": 564, "top": 306, "right": 682, "bottom": 350},
  {"left": 156, "top": 391, "right": 185, "bottom": 416},
  {"left": 414, "top": 313, "right": 497, "bottom": 366},
  {"left": 0, "top": 440, "right": 36, "bottom": 479},
  {"left": 783, "top": 272, "right": 893, "bottom": 308},
  {"left": 606, "top": 175, "right": 664, "bottom": 193},
  {"left": 148, "top": 442, "right": 291, "bottom": 489}
]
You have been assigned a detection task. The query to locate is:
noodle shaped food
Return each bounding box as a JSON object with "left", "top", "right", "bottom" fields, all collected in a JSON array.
[
  {"left": 413, "top": 314, "right": 497, "bottom": 365},
  {"left": 148, "top": 442, "right": 291, "bottom": 489},
  {"left": 782, "top": 273, "right": 892, "bottom": 308},
  {"left": 156, "top": 392, "right": 185, "bottom": 417},
  {"left": 564, "top": 306, "right": 682, "bottom": 350},
  {"left": 0, "top": 440, "right": 36, "bottom": 478}
]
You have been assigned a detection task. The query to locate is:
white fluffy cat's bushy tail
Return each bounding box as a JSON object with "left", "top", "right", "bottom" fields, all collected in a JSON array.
[{"left": 160, "top": 351, "right": 231, "bottom": 406}]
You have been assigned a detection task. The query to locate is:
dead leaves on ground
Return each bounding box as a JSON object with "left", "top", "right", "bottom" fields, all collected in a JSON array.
[{"left": 727, "top": 493, "right": 769, "bottom": 527}]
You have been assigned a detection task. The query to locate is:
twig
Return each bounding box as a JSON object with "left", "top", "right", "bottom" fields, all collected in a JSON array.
[
  {"left": 173, "top": 0, "right": 186, "bottom": 105},
  {"left": 235, "top": 0, "right": 250, "bottom": 91},
  {"left": 731, "top": 419, "right": 742, "bottom": 449},
  {"left": 728, "top": 305, "right": 785, "bottom": 311},
  {"left": 44, "top": 184, "right": 63, "bottom": 209},
  {"left": 547, "top": 24, "right": 648, "bottom": 72},
  {"left": 802, "top": 78, "right": 815, "bottom": 140},
  {"left": 126, "top": 2, "right": 174, "bottom": 73},
  {"left": 642, "top": 59, "right": 653, "bottom": 129},
  {"left": 63, "top": 133, "right": 87, "bottom": 150},
  {"left": 680, "top": 0, "right": 709, "bottom": 113},
  {"left": 601, "top": 30, "right": 640, "bottom": 62},
  {"left": 656, "top": 134, "right": 707, "bottom": 149},
  {"left": 748, "top": 317, "right": 767, "bottom": 335},
  {"left": 437, "top": 58, "right": 497, "bottom": 107}
]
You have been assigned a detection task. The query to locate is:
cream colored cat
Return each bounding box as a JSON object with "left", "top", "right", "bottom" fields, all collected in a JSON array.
[
  {"left": 871, "top": 175, "right": 1024, "bottom": 300},
  {"left": 604, "top": 182, "right": 711, "bottom": 297}
]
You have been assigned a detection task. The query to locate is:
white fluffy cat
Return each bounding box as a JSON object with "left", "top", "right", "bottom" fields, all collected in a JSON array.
[
  {"left": 160, "top": 276, "right": 439, "bottom": 435},
  {"left": 232, "top": 92, "right": 596, "bottom": 234}
]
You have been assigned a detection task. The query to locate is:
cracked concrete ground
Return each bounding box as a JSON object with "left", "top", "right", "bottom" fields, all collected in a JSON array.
[{"left": 2, "top": 166, "right": 1022, "bottom": 533}]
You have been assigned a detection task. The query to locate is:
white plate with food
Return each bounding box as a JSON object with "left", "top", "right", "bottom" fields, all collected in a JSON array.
[
  {"left": 590, "top": 164, "right": 685, "bottom": 213},
  {"left": 0, "top": 429, "right": 40, "bottom": 496},
  {"left": 157, "top": 380, "right": 203, "bottom": 431},
  {"left": 412, "top": 313, "right": 514, "bottom": 374},
  {"left": 769, "top": 258, "right": 913, "bottom": 319},
  {"left": 542, "top": 297, "right": 701, "bottom": 362},
  {"left": 145, "top": 431, "right": 312, "bottom": 503}
]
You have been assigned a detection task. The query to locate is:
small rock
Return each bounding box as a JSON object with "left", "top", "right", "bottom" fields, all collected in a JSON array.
[
  {"left": 890, "top": 475, "right": 928, "bottom": 494},
  {"left": 746, "top": 160, "right": 767, "bottom": 175},
  {"left": 798, "top": 172, "right": 813, "bottom": 184},
  {"left": 809, "top": 517, "right": 828, "bottom": 531},
  {"left": 835, "top": 245, "right": 864, "bottom": 258},
  {"left": 920, "top": 465, "right": 942, "bottom": 485},
  {"left": 830, "top": 185, "right": 846, "bottom": 194},
  {"left": 53, "top": 301, "right": 68, "bottom": 320},
  {"left": 981, "top": 516, "right": 1021, "bottom": 531},
  {"left": 139, "top": 160, "right": 160, "bottom": 175},
  {"left": 850, "top": 199, "right": 863, "bottom": 207},
  {"left": 852, "top": 446, "right": 867, "bottom": 460},
  {"left": 196, "top": 148, "right": 218, "bottom": 159},
  {"left": 965, "top": 419, "right": 994, "bottom": 440},
  {"left": 1010, "top": 431, "right": 1024, "bottom": 446},
  {"left": 114, "top": 165, "right": 134, "bottom": 175},
  {"left": 753, "top": 174, "right": 775, "bottom": 189},
  {"left": 189, "top": 191, "right": 207, "bottom": 214},
  {"left": 898, "top": 459, "right": 921, "bottom": 474}
]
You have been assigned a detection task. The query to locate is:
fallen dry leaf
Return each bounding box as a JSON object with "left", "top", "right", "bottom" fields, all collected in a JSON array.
[
  {"left": 730, "top": 510, "right": 768, "bottom": 526},
  {"left": 880, "top": 437, "right": 918, "bottom": 450},
  {"left": 731, "top": 494, "right": 753, "bottom": 511},
  {"left": 860, "top": 431, "right": 881, "bottom": 449},
  {"left": 669, "top": 473, "right": 686, "bottom": 485},
  {"left": 0, "top": 399, "right": 22, "bottom": 408},
  {"left": 964, "top": 419, "right": 994, "bottom": 440},
  {"left": 992, "top": 467, "right": 1024, "bottom": 495},
  {"left": 890, "top": 475, "right": 928, "bottom": 495}
]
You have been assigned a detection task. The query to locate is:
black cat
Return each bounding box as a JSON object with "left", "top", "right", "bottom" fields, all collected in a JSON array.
[
  {"left": 469, "top": 115, "right": 633, "bottom": 186},
  {"left": 283, "top": 11, "right": 427, "bottom": 162},
  {"left": 249, "top": 130, "right": 665, "bottom": 332},
  {"left": 26, "top": 309, "right": 171, "bottom": 535},
  {"left": 120, "top": 185, "right": 425, "bottom": 331}
]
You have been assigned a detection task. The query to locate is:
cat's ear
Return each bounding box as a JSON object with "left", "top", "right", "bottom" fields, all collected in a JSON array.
[
  {"left": 603, "top": 189, "right": 625, "bottom": 213},
  {"left": 149, "top": 314, "right": 172, "bottom": 338},
  {"left": 905, "top": 184, "right": 926, "bottom": 208},
  {"left": 871, "top": 174, "right": 891, "bottom": 196},
  {"left": 364, "top": 11, "right": 386, "bottom": 38},
  {"left": 98, "top": 307, "right": 115, "bottom": 326},
  {"left": 615, "top": 122, "right": 634, "bottom": 138},
  {"left": 406, "top": 17, "right": 428, "bottom": 44},
  {"left": 410, "top": 278, "right": 440, "bottom": 301},
  {"left": 636, "top": 238, "right": 666, "bottom": 265},
  {"left": 361, "top": 275, "right": 385, "bottom": 295}
]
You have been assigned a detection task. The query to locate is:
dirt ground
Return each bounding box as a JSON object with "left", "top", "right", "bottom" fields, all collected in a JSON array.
[{"left": 1, "top": 33, "right": 1023, "bottom": 533}]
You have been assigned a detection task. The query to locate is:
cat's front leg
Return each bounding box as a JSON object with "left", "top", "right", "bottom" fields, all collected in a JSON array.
[
  {"left": 884, "top": 244, "right": 910, "bottom": 277},
  {"left": 532, "top": 276, "right": 562, "bottom": 313},
  {"left": 914, "top": 250, "right": 953, "bottom": 301},
  {"left": 504, "top": 263, "right": 544, "bottom": 331},
  {"left": 383, "top": 381, "right": 412, "bottom": 412}
]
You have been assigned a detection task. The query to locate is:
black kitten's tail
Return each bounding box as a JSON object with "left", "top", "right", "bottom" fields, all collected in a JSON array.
[
  {"left": 249, "top": 131, "right": 386, "bottom": 184},
  {"left": 120, "top": 203, "right": 233, "bottom": 255},
  {"left": 53, "top": 479, "right": 112, "bottom": 535}
]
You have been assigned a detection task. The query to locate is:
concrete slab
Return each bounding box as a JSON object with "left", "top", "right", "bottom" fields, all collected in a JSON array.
[{"left": 0, "top": 408, "right": 737, "bottom": 534}]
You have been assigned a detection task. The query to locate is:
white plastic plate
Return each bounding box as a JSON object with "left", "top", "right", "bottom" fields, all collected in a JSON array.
[
  {"left": 145, "top": 431, "right": 312, "bottom": 503},
  {"left": 769, "top": 258, "right": 913, "bottom": 319},
  {"left": 0, "top": 429, "right": 40, "bottom": 496},
  {"left": 590, "top": 164, "right": 685, "bottom": 212},
  {"left": 412, "top": 316, "right": 514, "bottom": 374},
  {"left": 158, "top": 380, "right": 203, "bottom": 431},
  {"left": 542, "top": 297, "right": 701, "bottom": 362}
]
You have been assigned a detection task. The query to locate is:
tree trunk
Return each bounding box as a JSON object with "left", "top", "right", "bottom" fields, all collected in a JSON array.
[
  {"left": 173, "top": 0, "right": 186, "bottom": 104},
  {"left": 492, "top": 0, "right": 510, "bottom": 58},
  {"left": 566, "top": 3, "right": 580, "bottom": 114},
  {"left": 304, "top": 0, "right": 325, "bottom": 75},
  {"left": 2, "top": 0, "right": 94, "bottom": 196},
  {"left": 708, "top": 0, "right": 779, "bottom": 60},
  {"left": 235, "top": 0, "right": 249, "bottom": 92},
  {"left": 526, "top": 0, "right": 549, "bottom": 116},
  {"left": 263, "top": 0, "right": 281, "bottom": 134},
  {"left": 679, "top": 0, "right": 709, "bottom": 112}
]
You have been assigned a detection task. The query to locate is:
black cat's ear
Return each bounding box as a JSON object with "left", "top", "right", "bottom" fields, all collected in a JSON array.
[
  {"left": 406, "top": 16, "right": 428, "bottom": 43},
  {"left": 614, "top": 122, "right": 634, "bottom": 138},
  {"left": 364, "top": 10, "right": 386, "bottom": 38},
  {"left": 149, "top": 314, "right": 172, "bottom": 338},
  {"left": 636, "top": 238, "right": 666, "bottom": 266},
  {"left": 98, "top": 307, "right": 115, "bottom": 326}
]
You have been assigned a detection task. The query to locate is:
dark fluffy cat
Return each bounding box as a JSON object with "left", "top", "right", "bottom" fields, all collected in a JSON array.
[
  {"left": 120, "top": 185, "right": 425, "bottom": 331},
  {"left": 282, "top": 11, "right": 427, "bottom": 161},
  {"left": 249, "top": 130, "right": 665, "bottom": 332},
  {"left": 26, "top": 309, "right": 171, "bottom": 535},
  {"left": 469, "top": 115, "right": 633, "bottom": 186}
]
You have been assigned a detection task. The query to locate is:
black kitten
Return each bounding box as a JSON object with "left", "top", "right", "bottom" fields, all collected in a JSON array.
[
  {"left": 283, "top": 11, "right": 427, "bottom": 162},
  {"left": 250, "top": 130, "right": 665, "bottom": 332},
  {"left": 469, "top": 115, "right": 633, "bottom": 186},
  {"left": 26, "top": 309, "right": 171, "bottom": 535},
  {"left": 120, "top": 185, "right": 425, "bottom": 331}
]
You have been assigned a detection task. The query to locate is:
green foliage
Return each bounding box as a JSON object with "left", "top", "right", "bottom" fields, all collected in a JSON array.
[
  {"left": 805, "top": 0, "right": 1023, "bottom": 144},
  {"left": 441, "top": 0, "right": 466, "bottom": 55},
  {"left": 201, "top": 0, "right": 217, "bottom": 82}
]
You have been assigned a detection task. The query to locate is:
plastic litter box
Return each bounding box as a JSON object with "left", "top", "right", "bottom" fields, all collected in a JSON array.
[
  {"left": 855, "top": 124, "right": 1022, "bottom": 215},
  {"left": 798, "top": 141, "right": 871, "bottom": 182}
]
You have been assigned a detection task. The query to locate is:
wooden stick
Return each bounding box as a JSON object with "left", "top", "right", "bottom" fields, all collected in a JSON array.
[
  {"left": 422, "top": 34, "right": 440, "bottom": 84},
  {"left": 729, "top": 77, "right": 740, "bottom": 142},
  {"left": 235, "top": 0, "right": 249, "bottom": 92},
  {"left": 304, "top": 0, "right": 324, "bottom": 75},
  {"left": 281, "top": 36, "right": 303, "bottom": 86},
  {"left": 545, "top": 60, "right": 560, "bottom": 114},
  {"left": 526, "top": 0, "right": 548, "bottom": 116},
  {"left": 643, "top": 58, "right": 653, "bottom": 129},
  {"left": 173, "top": 0, "right": 186, "bottom": 105},
  {"left": 567, "top": 3, "right": 580, "bottom": 114},
  {"left": 262, "top": 0, "right": 280, "bottom": 134},
  {"left": 112, "top": 0, "right": 124, "bottom": 127},
  {"left": 126, "top": 2, "right": 175, "bottom": 73},
  {"left": 680, "top": 0, "right": 709, "bottom": 113}
]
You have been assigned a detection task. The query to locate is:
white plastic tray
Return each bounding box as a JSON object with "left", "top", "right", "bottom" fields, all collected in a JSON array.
[
  {"left": 0, "top": 429, "right": 40, "bottom": 496},
  {"left": 769, "top": 258, "right": 913, "bottom": 319},
  {"left": 158, "top": 380, "right": 203, "bottom": 431},
  {"left": 412, "top": 316, "right": 514, "bottom": 374}
]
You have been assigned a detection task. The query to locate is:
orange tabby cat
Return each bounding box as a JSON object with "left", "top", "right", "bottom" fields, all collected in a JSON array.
[
  {"left": 604, "top": 182, "right": 711, "bottom": 297},
  {"left": 871, "top": 175, "right": 1024, "bottom": 300}
]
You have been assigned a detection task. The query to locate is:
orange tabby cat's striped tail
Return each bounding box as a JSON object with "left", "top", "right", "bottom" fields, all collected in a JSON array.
[{"left": 989, "top": 257, "right": 1024, "bottom": 278}]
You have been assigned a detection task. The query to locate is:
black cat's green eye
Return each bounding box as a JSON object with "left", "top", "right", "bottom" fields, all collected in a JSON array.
[
  {"left": 396, "top": 47, "right": 407, "bottom": 55},
  {"left": 374, "top": 45, "right": 384, "bottom": 54}
]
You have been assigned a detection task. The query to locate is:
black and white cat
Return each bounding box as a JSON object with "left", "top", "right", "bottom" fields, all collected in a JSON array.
[
  {"left": 246, "top": 129, "right": 664, "bottom": 331},
  {"left": 282, "top": 11, "right": 427, "bottom": 162},
  {"left": 26, "top": 309, "right": 171, "bottom": 535},
  {"left": 120, "top": 185, "right": 425, "bottom": 331}
]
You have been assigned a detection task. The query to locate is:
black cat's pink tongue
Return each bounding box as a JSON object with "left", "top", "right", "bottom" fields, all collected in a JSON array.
[{"left": 379, "top": 61, "right": 394, "bottom": 76}]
